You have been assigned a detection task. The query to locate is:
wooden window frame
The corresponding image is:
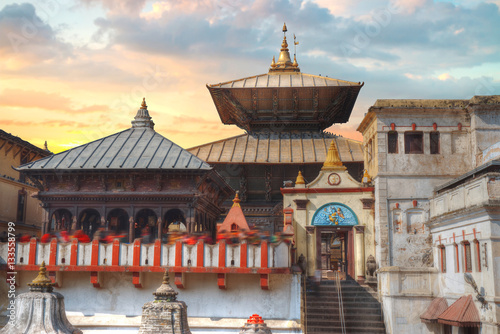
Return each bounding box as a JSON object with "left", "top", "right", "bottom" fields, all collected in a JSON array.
[
  {"left": 473, "top": 239, "right": 481, "bottom": 272},
  {"left": 462, "top": 240, "right": 472, "bottom": 272},
  {"left": 404, "top": 132, "right": 424, "bottom": 154},
  {"left": 430, "top": 132, "right": 440, "bottom": 154},
  {"left": 438, "top": 244, "right": 446, "bottom": 273},
  {"left": 388, "top": 131, "right": 398, "bottom": 154},
  {"left": 453, "top": 242, "right": 459, "bottom": 273}
]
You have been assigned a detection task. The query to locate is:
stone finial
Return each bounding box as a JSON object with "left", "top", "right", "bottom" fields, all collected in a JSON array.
[
  {"left": 295, "top": 171, "right": 305, "bottom": 185},
  {"left": 132, "top": 98, "right": 155, "bottom": 129},
  {"left": 322, "top": 140, "right": 345, "bottom": 170},
  {"left": 43, "top": 141, "right": 49, "bottom": 151},
  {"left": 28, "top": 261, "right": 54, "bottom": 292},
  {"left": 153, "top": 271, "right": 178, "bottom": 301}
]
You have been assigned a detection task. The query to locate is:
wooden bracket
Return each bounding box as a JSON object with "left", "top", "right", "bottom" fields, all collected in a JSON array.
[
  {"left": 132, "top": 272, "right": 142, "bottom": 288},
  {"left": 90, "top": 271, "right": 102, "bottom": 288},
  {"left": 175, "top": 272, "right": 185, "bottom": 289},
  {"left": 260, "top": 274, "right": 269, "bottom": 290},
  {"left": 217, "top": 273, "right": 226, "bottom": 289},
  {"left": 49, "top": 271, "right": 62, "bottom": 288}
]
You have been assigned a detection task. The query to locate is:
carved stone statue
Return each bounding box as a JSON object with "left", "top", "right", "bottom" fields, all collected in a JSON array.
[{"left": 366, "top": 255, "right": 377, "bottom": 281}]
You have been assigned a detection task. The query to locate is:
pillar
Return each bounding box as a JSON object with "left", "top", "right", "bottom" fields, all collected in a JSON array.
[
  {"left": 129, "top": 216, "right": 135, "bottom": 243},
  {"left": 354, "top": 225, "right": 366, "bottom": 283},
  {"left": 157, "top": 217, "right": 163, "bottom": 240}
]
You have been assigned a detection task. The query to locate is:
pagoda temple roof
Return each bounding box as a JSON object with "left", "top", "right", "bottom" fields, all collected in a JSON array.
[
  {"left": 16, "top": 100, "right": 211, "bottom": 172},
  {"left": 187, "top": 132, "right": 363, "bottom": 164},
  {"left": 209, "top": 72, "right": 361, "bottom": 89}
]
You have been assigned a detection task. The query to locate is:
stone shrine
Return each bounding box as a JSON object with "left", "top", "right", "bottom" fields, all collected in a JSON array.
[
  {"left": 0, "top": 262, "right": 81, "bottom": 334},
  {"left": 139, "top": 271, "right": 191, "bottom": 334}
]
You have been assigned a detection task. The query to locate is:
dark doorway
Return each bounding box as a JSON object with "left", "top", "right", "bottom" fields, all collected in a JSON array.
[
  {"left": 107, "top": 209, "right": 129, "bottom": 235},
  {"left": 78, "top": 209, "right": 101, "bottom": 238},
  {"left": 316, "top": 227, "right": 354, "bottom": 280}
]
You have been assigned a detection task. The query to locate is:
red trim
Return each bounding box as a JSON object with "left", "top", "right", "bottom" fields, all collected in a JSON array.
[
  {"left": 175, "top": 272, "right": 184, "bottom": 289},
  {"left": 281, "top": 187, "right": 374, "bottom": 194},
  {"left": 132, "top": 272, "right": 142, "bottom": 288},
  {"left": 91, "top": 240, "right": 99, "bottom": 266},
  {"left": 70, "top": 239, "right": 78, "bottom": 266},
  {"left": 260, "top": 274, "right": 269, "bottom": 290},
  {"left": 196, "top": 241, "right": 204, "bottom": 267},
  {"left": 29, "top": 238, "right": 37, "bottom": 265},
  {"left": 474, "top": 239, "right": 481, "bottom": 272},
  {"left": 153, "top": 239, "right": 161, "bottom": 267},
  {"left": 133, "top": 239, "right": 141, "bottom": 267},
  {"left": 454, "top": 243, "right": 459, "bottom": 273},
  {"left": 90, "top": 271, "right": 101, "bottom": 288},
  {"left": 175, "top": 241, "right": 182, "bottom": 267},
  {"left": 261, "top": 241, "right": 268, "bottom": 268},
  {"left": 49, "top": 238, "right": 57, "bottom": 266},
  {"left": 218, "top": 241, "right": 226, "bottom": 268},
  {"left": 217, "top": 273, "right": 226, "bottom": 289},
  {"left": 240, "top": 242, "right": 247, "bottom": 268},
  {"left": 112, "top": 239, "right": 120, "bottom": 266},
  {"left": 7, "top": 264, "right": 291, "bottom": 274}
]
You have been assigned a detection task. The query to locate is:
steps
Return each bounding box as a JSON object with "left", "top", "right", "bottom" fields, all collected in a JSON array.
[{"left": 304, "top": 279, "right": 386, "bottom": 334}]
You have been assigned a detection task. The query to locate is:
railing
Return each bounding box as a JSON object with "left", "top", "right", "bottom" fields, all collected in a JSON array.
[
  {"left": 334, "top": 271, "right": 346, "bottom": 334},
  {"left": 0, "top": 238, "right": 292, "bottom": 289}
]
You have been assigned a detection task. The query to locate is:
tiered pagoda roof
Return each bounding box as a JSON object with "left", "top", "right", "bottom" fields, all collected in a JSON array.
[
  {"left": 207, "top": 23, "right": 363, "bottom": 133},
  {"left": 16, "top": 99, "right": 211, "bottom": 172}
]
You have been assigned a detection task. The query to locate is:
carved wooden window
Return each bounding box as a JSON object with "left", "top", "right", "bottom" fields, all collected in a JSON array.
[
  {"left": 388, "top": 131, "right": 398, "bottom": 153},
  {"left": 438, "top": 245, "right": 446, "bottom": 273},
  {"left": 404, "top": 132, "right": 423, "bottom": 154},
  {"left": 463, "top": 241, "right": 472, "bottom": 272},
  {"left": 430, "top": 132, "right": 440, "bottom": 154},
  {"left": 474, "top": 239, "right": 481, "bottom": 272}
]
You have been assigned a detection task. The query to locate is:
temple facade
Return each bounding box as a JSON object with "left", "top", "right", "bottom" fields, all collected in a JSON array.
[
  {"left": 188, "top": 23, "right": 365, "bottom": 233},
  {"left": 16, "top": 99, "right": 233, "bottom": 242}
]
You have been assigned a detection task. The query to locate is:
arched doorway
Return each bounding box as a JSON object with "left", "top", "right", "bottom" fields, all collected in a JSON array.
[
  {"left": 164, "top": 209, "right": 186, "bottom": 233},
  {"left": 107, "top": 209, "right": 129, "bottom": 235},
  {"left": 50, "top": 209, "right": 73, "bottom": 232},
  {"left": 135, "top": 209, "right": 158, "bottom": 241},
  {"left": 78, "top": 209, "right": 101, "bottom": 238},
  {"left": 312, "top": 203, "right": 358, "bottom": 280}
]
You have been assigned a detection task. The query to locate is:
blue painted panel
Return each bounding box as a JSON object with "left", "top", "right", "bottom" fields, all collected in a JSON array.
[{"left": 311, "top": 203, "right": 358, "bottom": 226}]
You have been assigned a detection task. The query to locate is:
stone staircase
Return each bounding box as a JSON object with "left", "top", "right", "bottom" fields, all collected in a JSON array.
[{"left": 304, "top": 279, "right": 386, "bottom": 334}]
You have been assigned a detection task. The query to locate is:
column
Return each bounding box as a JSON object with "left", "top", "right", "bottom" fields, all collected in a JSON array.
[{"left": 354, "top": 225, "right": 366, "bottom": 283}]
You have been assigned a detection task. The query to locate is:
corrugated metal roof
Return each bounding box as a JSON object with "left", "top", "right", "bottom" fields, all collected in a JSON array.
[
  {"left": 209, "top": 73, "right": 361, "bottom": 89},
  {"left": 17, "top": 127, "right": 211, "bottom": 171},
  {"left": 187, "top": 133, "right": 363, "bottom": 164},
  {"left": 438, "top": 295, "right": 481, "bottom": 327},
  {"left": 420, "top": 297, "right": 448, "bottom": 323}
]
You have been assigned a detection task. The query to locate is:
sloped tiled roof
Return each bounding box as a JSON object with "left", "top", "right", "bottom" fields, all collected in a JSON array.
[
  {"left": 420, "top": 297, "right": 448, "bottom": 323},
  {"left": 209, "top": 73, "right": 362, "bottom": 89},
  {"left": 17, "top": 127, "right": 211, "bottom": 171},
  {"left": 438, "top": 295, "right": 480, "bottom": 327},
  {"left": 187, "top": 132, "right": 363, "bottom": 164}
]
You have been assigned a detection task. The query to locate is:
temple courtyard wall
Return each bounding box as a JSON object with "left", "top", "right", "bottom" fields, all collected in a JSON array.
[{"left": 0, "top": 270, "right": 301, "bottom": 333}]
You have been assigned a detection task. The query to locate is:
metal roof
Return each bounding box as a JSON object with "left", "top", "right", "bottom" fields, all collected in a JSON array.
[
  {"left": 0, "top": 129, "right": 51, "bottom": 157},
  {"left": 187, "top": 132, "right": 363, "bottom": 164},
  {"left": 17, "top": 127, "right": 211, "bottom": 172},
  {"left": 209, "top": 73, "right": 362, "bottom": 89},
  {"left": 437, "top": 295, "right": 480, "bottom": 327}
]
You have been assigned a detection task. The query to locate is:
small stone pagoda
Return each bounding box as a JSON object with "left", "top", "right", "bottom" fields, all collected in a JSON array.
[
  {"left": 139, "top": 271, "right": 191, "bottom": 334},
  {"left": 0, "top": 262, "right": 81, "bottom": 334}
]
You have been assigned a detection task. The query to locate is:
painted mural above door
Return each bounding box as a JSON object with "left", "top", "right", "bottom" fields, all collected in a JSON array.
[{"left": 312, "top": 203, "right": 358, "bottom": 226}]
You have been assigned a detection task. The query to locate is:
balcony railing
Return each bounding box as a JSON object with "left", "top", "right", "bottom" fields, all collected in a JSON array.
[{"left": 1, "top": 238, "right": 293, "bottom": 289}]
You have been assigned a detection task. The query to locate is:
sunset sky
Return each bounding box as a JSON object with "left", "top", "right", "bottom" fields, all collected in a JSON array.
[{"left": 1, "top": 0, "right": 500, "bottom": 153}]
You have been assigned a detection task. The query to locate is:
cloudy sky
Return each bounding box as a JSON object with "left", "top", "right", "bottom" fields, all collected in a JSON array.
[{"left": 1, "top": 0, "right": 499, "bottom": 153}]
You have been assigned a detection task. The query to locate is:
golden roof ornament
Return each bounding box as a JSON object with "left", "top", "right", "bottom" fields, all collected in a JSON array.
[
  {"left": 269, "top": 23, "right": 300, "bottom": 73},
  {"left": 232, "top": 191, "right": 241, "bottom": 208},
  {"left": 295, "top": 171, "right": 305, "bottom": 185},
  {"left": 322, "top": 140, "right": 345, "bottom": 170},
  {"left": 141, "top": 97, "right": 147, "bottom": 109},
  {"left": 28, "top": 261, "right": 55, "bottom": 292}
]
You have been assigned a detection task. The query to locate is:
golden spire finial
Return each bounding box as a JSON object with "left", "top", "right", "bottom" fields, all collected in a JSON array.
[
  {"left": 322, "top": 140, "right": 345, "bottom": 169},
  {"left": 271, "top": 56, "right": 276, "bottom": 68},
  {"left": 282, "top": 22, "right": 287, "bottom": 33},
  {"left": 293, "top": 54, "right": 298, "bottom": 67},
  {"left": 232, "top": 191, "right": 241, "bottom": 208},
  {"left": 141, "top": 97, "right": 147, "bottom": 109},
  {"left": 295, "top": 171, "right": 305, "bottom": 185},
  {"left": 28, "top": 261, "right": 55, "bottom": 292}
]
